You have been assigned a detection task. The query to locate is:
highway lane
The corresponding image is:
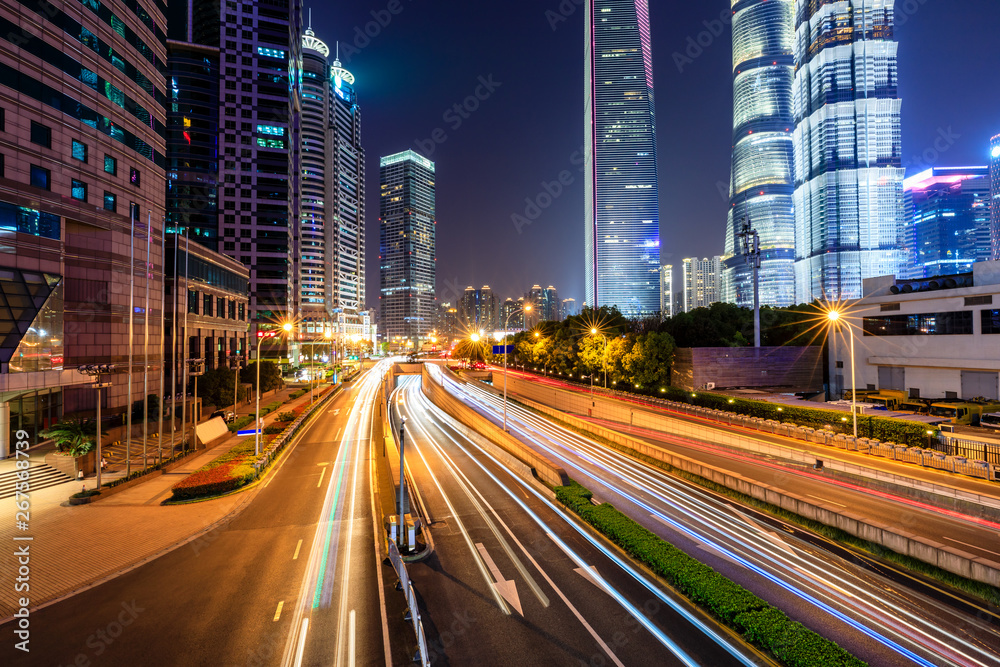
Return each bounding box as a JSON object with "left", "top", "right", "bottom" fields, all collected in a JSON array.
[
  {"left": 442, "top": 368, "right": 1000, "bottom": 667},
  {"left": 393, "top": 376, "right": 763, "bottom": 667},
  {"left": 1, "top": 363, "right": 393, "bottom": 667}
]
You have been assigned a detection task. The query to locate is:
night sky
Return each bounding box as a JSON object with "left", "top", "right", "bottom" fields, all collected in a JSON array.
[{"left": 308, "top": 0, "right": 1000, "bottom": 310}]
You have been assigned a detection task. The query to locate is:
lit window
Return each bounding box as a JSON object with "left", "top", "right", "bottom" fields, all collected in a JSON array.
[
  {"left": 104, "top": 155, "right": 117, "bottom": 175},
  {"left": 71, "top": 179, "right": 87, "bottom": 201},
  {"left": 72, "top": 140, "right": 88, "bottom": 162},
  {"left": 103, "top": 192, "right": 116, "bottom": 212}
]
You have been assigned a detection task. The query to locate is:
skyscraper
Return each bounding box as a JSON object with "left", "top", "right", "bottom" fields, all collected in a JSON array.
[
  {"left": 723, "top": 0, "right": 796, "bottom": 308},
  {"left": 458, "top": 286, "right": 496, "bottom": 332},
  {"left": 293, "top": 26, "right": 368, "bottom": 360},
  {"left": 792, "top": 0, "right": 903, "bottom": 302},
  {"left": 901, "top": 167, "right": 991, "bottom": 279},
  {"left": 584, "top": 0, "right": 660, "bottom": 317},
  {"left": 379, "top": 150, "right": 436, "bottom": 350},
  {"left": 991, "top": 134, "right": 1000, "bottom": 260},
  {"left": 659, "top": 265, "right": 674, "bottom": 318},
  {"left": 543, "top": 286, "right": 560, "bottom": 322},
  {"left": 166, "top": 0, "right": 303, "bottom": 332},
  {"left": 682, "top": 257, "right": 722, "bottom": 313}
]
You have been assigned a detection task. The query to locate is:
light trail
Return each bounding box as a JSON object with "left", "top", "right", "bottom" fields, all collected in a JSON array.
[{"left": 443, "top": 369, "right": 1000, "bottom": 667}]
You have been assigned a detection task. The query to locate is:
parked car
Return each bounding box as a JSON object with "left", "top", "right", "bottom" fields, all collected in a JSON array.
[{"left": 209, "top": 410, "right": 235, "bottom": 423}]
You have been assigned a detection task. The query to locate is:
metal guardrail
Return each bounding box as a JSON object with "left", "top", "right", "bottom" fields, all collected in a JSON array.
[{"left": 388, "top": 540, "right": 431, "bottom": 666}]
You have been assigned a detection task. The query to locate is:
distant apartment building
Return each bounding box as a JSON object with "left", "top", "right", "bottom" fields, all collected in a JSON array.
[
  {"left": 379, "top": 150, "right": 436, "bottom": 350},
  {"left": 901, "top": 167, "right": 991, "bottom": 279},
  {"left": 0, "top": 0, "right": 169, "bottom": 454},
  {"left": 500, "top": 298, "right": 524, "bottom": 330},
  {"left": 459, "top": 285, "right": 497, "bottom": 332},
  {"left": 560, "top": 298, "right": 577, "bottom": 320},
  {"left": 659, "top": 265, "right": 674, "bottom": 318},
  {"left": 542, "top": 286, "right": 560, "bottom": 322},
  {"left": 682, "top": 257, "right": 722, "bottom": 313}
]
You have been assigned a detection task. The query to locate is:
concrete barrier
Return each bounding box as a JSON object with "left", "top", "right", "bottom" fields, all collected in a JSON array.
[{"left": 421, "top": 365, "right": 569, "bottom": 489}]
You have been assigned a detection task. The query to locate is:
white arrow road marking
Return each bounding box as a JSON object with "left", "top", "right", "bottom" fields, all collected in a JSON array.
[
  {"left": 736, "top": 514, "right": 797, "bottom": 557},
  {"left": 573, "top": 565, "right": 603, "bottom": 591},
  {"left": 476, "top": 542, "right": 523, "bottom": 616},
  {"left": 328, "top": 408, "right": 341, "bottom": 415}
]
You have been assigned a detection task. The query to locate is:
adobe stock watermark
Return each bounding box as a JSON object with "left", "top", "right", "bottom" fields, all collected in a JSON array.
[
  {"left": 544, "top": 0, "right": 583, "bottom": 31},
  {"left": 511, "top": 146, "right": 585, "bottom": 234},
  {"left": 339, "top": 0, "right": 417, "bottom": 64},
  {"left": 414, "top": 75, "right": 503, "bottom": 158},
  {"left": 903, "top": 126, "right": 960, "bottom": 173}
]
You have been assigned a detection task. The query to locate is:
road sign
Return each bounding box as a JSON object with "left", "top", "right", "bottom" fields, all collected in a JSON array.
[
  {"left": 492, "top": 345, "right": 513, "bottom": 354},
  {"left": 236, "top": 428, "right": 262, "bottom": 436}
]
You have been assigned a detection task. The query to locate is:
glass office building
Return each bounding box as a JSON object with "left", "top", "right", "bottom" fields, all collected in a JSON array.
[
  {"left": 379, "top": 150, "right": 436, "bottom": 350},
  {"left": 792, "top": 0, "right": 904, "bottom": 301},
  {"left": 991, "top": 134, "right": 1000, "bottom": 260},
  {"left": 901, "top": 167, "right": 991, "bottom": 279},
  {"left": 723, "top": 0, "right": 796, "bottom": 308},
  {"left": 585, "top": 0, "right": 660, "bottom": 317}
]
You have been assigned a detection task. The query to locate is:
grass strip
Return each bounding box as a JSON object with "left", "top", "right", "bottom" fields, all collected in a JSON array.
[
  {"left": 557, "top": 480, "right": 865, "bottom": 667},
  {"left": 535, "top": 404, "right": 1000, "bottom": 607}
]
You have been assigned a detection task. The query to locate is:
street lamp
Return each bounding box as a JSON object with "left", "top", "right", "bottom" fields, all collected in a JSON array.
[
  {"left": 500, "top": 304, "right": 531, "bottom": 431},
  {"left": 589, "top": 327, "right": 609, "bottom": 396},
  {"left": 827, "top": 309, "right": 858, "bottom": 438},
  {"left": 254, "top": 322, "right": 292, "bottom": 456},
  {"left": 78, "top": 364, "right": 114, "bottom": 488}
]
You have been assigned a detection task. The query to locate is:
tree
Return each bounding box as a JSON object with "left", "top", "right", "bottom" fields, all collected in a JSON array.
[
  {"left": 241, "top": 361, "right": 283, "bottom": 393},
  {"left": 623, "top": 331, "right": 676, "bottom": 387},
  {"left": 41, "top": 420, "right": 96, "bottom": 456},
  {"left": 198, "top": 368, "right": 248, "bottom": 408},
  {"left": 130, "top": 394, "right": 161, "bottom": 421}
]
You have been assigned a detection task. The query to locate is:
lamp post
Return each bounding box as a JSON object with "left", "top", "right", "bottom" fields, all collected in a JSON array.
[
  {"left": 397, "top": 416, "right": 407, "bottom": 546},
  {"left": 499, "top": 305, "right": 531, "bottom": 431},
  {"left": 78, "top": 364, "right": 114, "bottom": 488},
  {"left": 324, "top": 330, "right": 333, "bottom": 383},
  {"left": 590, "top": 328, "right": 609, "bottom": 394},
  {"left": 254, "top": 322, "right": 293, "bottom": 456},
  {"left": 827, "top": 310, "right": 858, "bottom": 438}
]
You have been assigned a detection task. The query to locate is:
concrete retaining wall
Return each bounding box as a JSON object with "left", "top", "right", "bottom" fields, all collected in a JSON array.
[{"left": 421, "top": 365, "right": 569, "bottom": 489}]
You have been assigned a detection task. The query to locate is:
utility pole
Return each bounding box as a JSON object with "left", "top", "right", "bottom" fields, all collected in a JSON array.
[
  {"left": 738, "top": 217, "right": 762, "bottom": 348},
  {"left": 397, "top": 416, "right": 407, "bottom": 544}
]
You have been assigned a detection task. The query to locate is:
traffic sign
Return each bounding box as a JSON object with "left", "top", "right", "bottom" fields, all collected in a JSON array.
[
  {"left": 237, "top": 428, "right": 262, "bottom": 436},
  {"left": 492, "top": 345, "right": 513, "bottom": 354}
]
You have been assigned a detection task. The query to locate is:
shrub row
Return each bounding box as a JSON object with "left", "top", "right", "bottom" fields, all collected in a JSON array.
[
  {"left": 228, "top": 415, "right": 255, "bottom": 433},
  {"left": 650, "top": 386, "right": 930, "bottom": 446},
  {"left": 556, "top": 481, "right": 866, "bottom": 667},
  {"left": 289, "top": 389, "right": 306, "bottom": 399}
]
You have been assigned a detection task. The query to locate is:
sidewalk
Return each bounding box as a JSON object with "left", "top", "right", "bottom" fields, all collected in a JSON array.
[{"left": 0, "top": 381, "right": 337, "bottom": 620}]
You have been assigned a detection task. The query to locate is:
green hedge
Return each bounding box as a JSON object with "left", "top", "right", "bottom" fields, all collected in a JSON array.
[
  {"left": 228, "top": 415, "right": 254, "bottom": 433},
  {"left": 654, "top": 386, "right": 930, "bottom": 446},
  {"left": 556, "top": 481, "right": 865, "bottom": 667},
  {"left": 289, "top": 389, "right": 306, "bottom": 399}
]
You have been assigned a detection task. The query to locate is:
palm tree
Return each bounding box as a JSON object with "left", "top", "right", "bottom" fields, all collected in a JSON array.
[{"left": 41, "top": 420, "right": 97, "bottom": 456}]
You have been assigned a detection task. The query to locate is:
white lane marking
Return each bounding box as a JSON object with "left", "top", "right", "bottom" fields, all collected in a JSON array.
[
  {"left": 476, "top": 542, "right": 523, "bottom": 616},
  {"left": 349, "top": 609, "right": 356, "bottom": 667},
  {"left": 335, "top": 427, "right": 342, "bottom": 440},
  {"left": 317, "top": 466, "right": 326, "bottom": 488},
  {"left": 573, "top": 566, "right": 602, "bottom": 591},
  {"left": 942, "top": 536, "right": 1000, "bottom": 558},
  {"left": 292, "top": 539, "right": 302, "bottom": 560},
  {"left": 274, "top": 601, "right": 284, "bottom": 621},
  {"left": 292, "top": 618, "right": 308, "bottom": 667},
  {"left": 329, "top": 408, "right": 341, "bottom": 415},
  {"left": 807, "top": 494, "right": 847, "bottom": 508}
]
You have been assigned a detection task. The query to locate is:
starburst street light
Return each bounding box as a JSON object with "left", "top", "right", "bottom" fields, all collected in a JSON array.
[{"left": 824, "top": 305, "right": 859, "bottom": 438}]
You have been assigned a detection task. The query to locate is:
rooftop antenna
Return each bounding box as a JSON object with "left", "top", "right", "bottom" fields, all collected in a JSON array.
[
  {"left": 308, "top": 8, "right": 312, "bottom": 31},
  {"left": 335, "top": 41, "right": 340, "bottom": 65}
]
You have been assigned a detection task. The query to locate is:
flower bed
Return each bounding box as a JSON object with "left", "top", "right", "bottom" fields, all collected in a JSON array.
[
  {"left": 171, "top": 439, "right": 271, "bottom": 500},
  {"left": 556, "top": 481, "right": 865, "bottom": 667}
]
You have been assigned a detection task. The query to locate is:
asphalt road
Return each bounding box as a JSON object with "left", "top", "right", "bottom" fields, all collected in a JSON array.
[
  {"left": 442, "top": 368, "right": 1000, "bottom": 667},
  {"left": 393, "top": 376, "right": 763, "bottom": 667},
  {"left": 1, "top": 363, "right": 395, "bottom": 667}
]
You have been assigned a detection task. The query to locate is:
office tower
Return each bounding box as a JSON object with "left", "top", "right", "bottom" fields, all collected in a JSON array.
[
  {"left": 659, "top": 265, "right": 674, "bottom": 318},
  {"left": 722, "top": 0, "right": 796, "bottom": 308},
  {"left": 458, "top": 285, "right": 497, "bottom": 332},
  {"left": 500, "top": 298, "right": 523, "bottom": 330},
  {"left": 584, "top": 0, "right": 660, "bottom": 317},
  {"left": 167, "top": 0, "right": 302, "bottom": 332},
  {"left": 0, "top": 0, "right": 167, "bottom": 447},
  {"left": 792, "top": 0, "right": 903, "bottom": 302},
  {"left": 524, "top": 284, "right": 544, "bottom": 329},
  {"left": 900, "top": 167, "right": 991, "bottom": 279},
  {"left": 543, "top": 286, "right": 560, "bottom": 322},
  {"left": 682, "top": 257, "right": 722, "bottom": 313},
  {"left": 379, "top": 150, "right": 436, "bottom": 350},
  {"left": 561, "top": 298, "right": 577, "bottom": 319},
  {"left": 991, "top": 134, "right": 1000, "bottom": 260},
  {"left": 293, "top": 26, "right": 367, "bottom": 363}
]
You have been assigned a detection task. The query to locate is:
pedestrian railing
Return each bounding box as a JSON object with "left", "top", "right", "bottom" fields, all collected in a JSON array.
[{"left": 388, "top": 540, "right": 431, "bottom": 666}]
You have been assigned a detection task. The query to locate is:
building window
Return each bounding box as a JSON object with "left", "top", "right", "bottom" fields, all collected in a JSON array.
[
  {"left": 879, "top": 303, "right": 900, "bottom": 312},
  {"left": 129, "top": 167, "right": 140, "bottom": 187},
  {"left": 30, "top": 165, "right": 50, "bottom": 190},
  {"left": 30, "top": 122, "right": 51, "bottom": 148},
  {"left": 229, "top": 300, "right": 236, "bottom": 319},
  {"left": 0, "top": 108, "right": 4, "bottom": 131},
  {"left": 863, "top": 311, "right": 974, "bottom": 336},
  {"left": 217, "top": 296, "right": 225, "bottom": 318},
  {"left": 983, "top": 310, "right": 1000, "bottom": 335},
  {"left": 203, "top": 293, "right": 214, "bottom": 317},
  {"left": 188, "top": 289, "right": 199, "bottom": 314},
  {"left": 72, "top": 140, "right": 88, "bottom": 162},
  {"left": 71, "top": 179, "right": 87, "bottom": 201},
  {"left": 238, "top": 303, "right": 245, "bottom": 321},
  {"left": 104, "top": 155, "right": 117, "bottom": 175},
  {"left": 103, "top": 191, "right": 116, "bottom": 212}
]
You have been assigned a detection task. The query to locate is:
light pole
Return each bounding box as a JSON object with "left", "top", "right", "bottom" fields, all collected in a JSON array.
[
  {"left": 78, "top": 364, "right": 114, "bottom": 488},
  {"left": 255, "top": 322, "right": 293, "bottom": 456},
  {"left": 590, "top": 328, "right": 608, "bottom": 394},
  {"left": 499, "top": 305, "right": 531, "bottom": 431},
  {"left": 827, "top": 310, "right": 858, "bottom": 438},
  {"left": 397, "top": 416, "right": 407, "bottom": 547},
  {"left": 324, "top": 330, "right": 333, "bottom": 383}
]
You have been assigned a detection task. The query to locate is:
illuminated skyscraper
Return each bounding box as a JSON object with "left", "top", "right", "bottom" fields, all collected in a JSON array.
[
  {"left": 659, "top": 265, "right": 674, "bottom": 318},
  {"left": 792, "top": 0, "right": 903, "bottom": 301},
  {"left": 379, "top": 150, "right": 436, "bottom": 349},
  {"left": 991, "top": 134, "right": 1000, "bottom": 260},
  {"left": 585, "top": 0, "right": 660, "bottom": 317},
  {"left": 682, "top": 257, "right": 722, "bottom": 313},
  {"left": 723, "top": 0, "right": 796, "bottom": 308}
]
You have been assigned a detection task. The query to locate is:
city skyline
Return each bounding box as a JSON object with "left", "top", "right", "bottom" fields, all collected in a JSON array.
[{"left": 308, "top": 1, "right": 1000, "bottom": 308}]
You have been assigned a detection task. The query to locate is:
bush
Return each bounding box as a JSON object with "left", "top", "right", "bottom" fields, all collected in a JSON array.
[
  {"left": 556, "top": 481, "right": 865, "bottom": 667},
  {"left": 71, "top": 489, "right": 101, "bottom": 499},
  {"left": 276, "top": 411, "right": 295, "bottom": 422},
  {"left": 228, "top": 415, "right": 255, "bottom": 433},
  {"left": 289, "top": 390, "right": 306, "bottom": 399},
  {"left": 263, "top": 424, "right": 285, "bottom": 435}
]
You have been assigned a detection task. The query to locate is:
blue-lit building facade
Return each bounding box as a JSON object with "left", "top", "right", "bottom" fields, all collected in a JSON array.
[
  {"left": 991, "top": 134, "right": 1000, "bottom": 260},
  {"left": 900, "top": 167, "right": 991, "bottom": 280},
  {"left": 723, "top": 0, "right": 796, "bottom": 308},
  {"left": 379, "top": 150, "right": 436, "bottom": 350},
  {"left": 584, "top": 0, "right": 660, "bottom": 317},
  {"left": 792, "top": 0, "right": 904, "bottom": 302}
]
